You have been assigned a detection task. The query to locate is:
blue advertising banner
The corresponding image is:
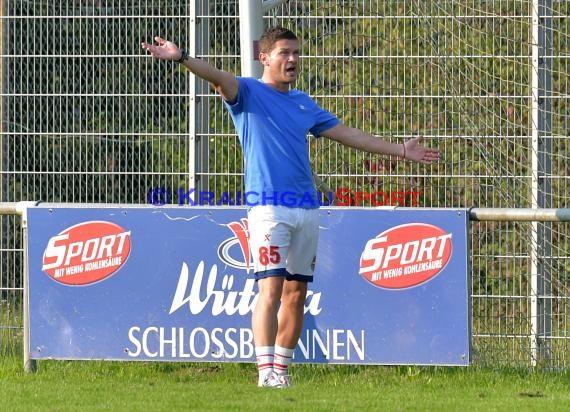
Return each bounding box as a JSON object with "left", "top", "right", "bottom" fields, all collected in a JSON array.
[{"left": 27, "top": 206, "right": 470, "bottom": 365}]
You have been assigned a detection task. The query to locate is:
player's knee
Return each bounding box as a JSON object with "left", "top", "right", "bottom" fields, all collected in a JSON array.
[
  {"left": 257, "top": 278, "right": 285, "bottom": 305},
  {"left": 281, "top": 287, "right": 308, "bottom": 308}
]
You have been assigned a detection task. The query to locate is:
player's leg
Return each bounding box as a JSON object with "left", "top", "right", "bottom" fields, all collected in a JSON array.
[
  {"left": 253, "top": 276, "right": 285, "bottom": 345},
  {"left": 274, "top": 208, "right": 319, "bottom": 384},
  {"left": 274, "top": 279, "right": 307, "bottom": 383},
  {"left": 252, "top": 276, "right": 284, "bottom": 386},
  {"left": 276, "top": 280, "right": 307, "bottom": 347}
]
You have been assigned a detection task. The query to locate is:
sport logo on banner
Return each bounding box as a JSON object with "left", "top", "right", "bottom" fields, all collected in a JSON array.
[
  {"left": 217, "top": 218, "right": 254, "bottom": 272},
  {"left": 359, "top": 223, "right": 452, "bottom": 289},
  {"left": 41, "top": 221, "right": 132, "bottom": 285}
]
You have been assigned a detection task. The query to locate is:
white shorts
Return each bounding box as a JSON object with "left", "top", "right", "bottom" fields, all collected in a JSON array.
[{"left": 247, "top": 205, "right": 319, "bottom": 282}]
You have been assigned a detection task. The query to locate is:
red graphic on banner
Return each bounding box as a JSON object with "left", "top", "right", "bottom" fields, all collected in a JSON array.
[
  {"left": 42, "top": 221, "right": 131, "bottom": 285},
  {"left": 218, "top": 218, "right": 253, "bottom": 272}
]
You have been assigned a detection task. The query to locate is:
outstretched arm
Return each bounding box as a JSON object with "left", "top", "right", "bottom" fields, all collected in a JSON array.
[
  {"left": 321, "top": 124, "right": 439, "bottom": 164},
  {"left": 141, "top": 37, "right": 239, "bottom": 102}
]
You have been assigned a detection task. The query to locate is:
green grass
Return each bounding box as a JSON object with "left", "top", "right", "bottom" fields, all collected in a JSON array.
[{"left": 2, "top": 356, "right": 570, "bottom": 411}]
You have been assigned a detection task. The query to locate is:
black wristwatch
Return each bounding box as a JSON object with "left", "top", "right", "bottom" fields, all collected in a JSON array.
[{"left": 175, "top": 49, "right": 189, "bottom": 64}]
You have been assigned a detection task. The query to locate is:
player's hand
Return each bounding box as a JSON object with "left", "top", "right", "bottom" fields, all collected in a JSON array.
[
  {"left": 403, "top": 136, "right": 440, "bottom": 164},
  {"left": 141, "top": 37, "right": 183, "bottom": 61}
]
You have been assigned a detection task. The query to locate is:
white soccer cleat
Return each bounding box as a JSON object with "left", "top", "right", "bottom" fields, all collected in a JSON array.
[
  {"left": 276, "top": 374, "right": 292, "bottom": 388},
  {"left": 258, "top": 371, "right": 289, "bottom": 389}
]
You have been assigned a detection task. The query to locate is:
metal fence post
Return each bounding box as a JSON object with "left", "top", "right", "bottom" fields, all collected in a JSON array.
[
  {"left": 530, "top": 0, "right": 553, "bottom": 368},
  {"left": 17, "top": 201, "right": 37, "bottom": 372}
]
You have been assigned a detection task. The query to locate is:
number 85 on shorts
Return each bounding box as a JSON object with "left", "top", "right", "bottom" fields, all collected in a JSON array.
[{"left": 258, "top": 245, "right": 281, "bottom": 266}]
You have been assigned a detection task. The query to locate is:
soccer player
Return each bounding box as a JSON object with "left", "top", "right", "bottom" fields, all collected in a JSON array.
[{"left": 142, "top": 26, "right": 439, "bottom": 388}]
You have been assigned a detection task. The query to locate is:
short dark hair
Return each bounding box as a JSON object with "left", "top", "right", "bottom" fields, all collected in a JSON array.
[{"left": 258, "top": 26, "right": 298, "bottom": 53}]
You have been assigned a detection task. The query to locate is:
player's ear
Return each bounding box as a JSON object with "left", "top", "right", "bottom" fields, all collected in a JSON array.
[{"left": 259, "top": 52, "right": 270, "bottom": 66}]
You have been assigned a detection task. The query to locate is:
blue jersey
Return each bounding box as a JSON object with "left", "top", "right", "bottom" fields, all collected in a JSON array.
[{"left": 224, "top": 77, "right": 339, "bottom": 209}]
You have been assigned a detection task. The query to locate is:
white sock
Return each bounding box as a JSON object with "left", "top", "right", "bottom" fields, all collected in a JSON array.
[
  {"left": 274, "top": 345, "right": 295, "bottom": 376},
  {"left": 255, "top": 346, "right": 274, "bottom": 383}
]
